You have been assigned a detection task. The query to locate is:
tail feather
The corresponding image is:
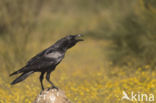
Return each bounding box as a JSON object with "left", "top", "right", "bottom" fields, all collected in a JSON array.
[
  {"left": 10, "top": 71, "right": 21, "bottom": 76},
  {"left": 10, "top": 67, "right": 25, "bottom": 76},
  {"left": 11, "top": 71, "right": 34, "bottom": 85}
]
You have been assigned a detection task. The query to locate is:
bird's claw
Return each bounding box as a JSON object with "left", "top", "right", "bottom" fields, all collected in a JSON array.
[
  {"left": 48, "top": 85, "right": 58, "bottom": 91},
  {"left": 40, "top": 91, "right": 43, "bottom": 95},
  {"left": 39, "top": 88, "right": 45, "bottom": 94}
]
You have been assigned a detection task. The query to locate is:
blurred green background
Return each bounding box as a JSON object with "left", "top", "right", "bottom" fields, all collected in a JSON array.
[{"left": 0, "top": 0, "right": 156, "bottom": 103}]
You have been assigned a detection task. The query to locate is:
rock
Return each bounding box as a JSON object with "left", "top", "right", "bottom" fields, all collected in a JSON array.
[{"left": 34, "top": 88, "right": 72, "bottom": 103}]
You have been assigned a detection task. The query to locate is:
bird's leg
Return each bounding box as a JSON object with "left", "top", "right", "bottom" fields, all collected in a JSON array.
[
  {"left": 40, "top": 72, "right": 45, "bottom": 91},
  {"left": 46, "top": 71, "right": 58, "bottom": 90}
]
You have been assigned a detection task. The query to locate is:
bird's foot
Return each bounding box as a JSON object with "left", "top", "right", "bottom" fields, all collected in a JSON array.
[
  {"left": 48, "top": 85, "right": 58, "bottom": 91},
  {"left": 40, "top": 88, "right": 45, "bottom": 94},
  {"left": 40, "top": 91, "right": 43, "bottom": 95}
]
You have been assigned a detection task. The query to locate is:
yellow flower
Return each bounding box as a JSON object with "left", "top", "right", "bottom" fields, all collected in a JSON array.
[{"left": 144, "top": 65, "right": 150, "bottom": 69}]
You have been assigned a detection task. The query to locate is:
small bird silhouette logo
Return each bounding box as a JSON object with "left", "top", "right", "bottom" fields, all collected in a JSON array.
[{"left": 121, "top": 91, "right": 130, "bottom": 100}]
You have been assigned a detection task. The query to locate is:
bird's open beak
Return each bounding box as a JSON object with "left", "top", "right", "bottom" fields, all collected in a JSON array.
[{"left": 75, "top": 34, "right": 84, "bottom": 41}]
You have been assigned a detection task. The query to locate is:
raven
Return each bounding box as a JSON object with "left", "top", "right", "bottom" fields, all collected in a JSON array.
[{"left": 10, "top": 34, "right": 83, "bottom": 90}]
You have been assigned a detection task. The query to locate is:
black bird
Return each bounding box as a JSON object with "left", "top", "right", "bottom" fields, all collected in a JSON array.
[{"left": 10, "top": 34, "right": 83, "bottom": 90}]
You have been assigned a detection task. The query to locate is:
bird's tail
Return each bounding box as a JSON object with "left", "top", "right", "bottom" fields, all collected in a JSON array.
[
  {"left": 11, "top": 71, "right": 34, "bottom": 85},
  {"left": 9, "top": 67, "right": 25, "bottom": 76}
]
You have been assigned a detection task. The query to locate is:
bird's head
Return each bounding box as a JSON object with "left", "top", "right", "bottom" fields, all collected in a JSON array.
[{"left": 54, "top": 34, "right": 84, "bottom": 50}]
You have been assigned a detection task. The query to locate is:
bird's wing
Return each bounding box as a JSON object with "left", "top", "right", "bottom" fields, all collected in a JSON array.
[
  {"left": 26, "top": 47, "right": 56, "bottom": 66},
  {"left": 20, "top": 56, "right": 55, "bottom": 72},
  {"left": 18, "top": 48, "right": 54, "bottom": 71},
  {"left": 26, "top": 49, "right": 47, "bottom": 66},
  {"left": 23, "top": 48, "right": 64, "bottom": 72},
  {"left": 27, "top": 57, "right": 54, "bottom": 70},
  {"left": 16, "top": 45, "right": 65, "bottom": 73}
]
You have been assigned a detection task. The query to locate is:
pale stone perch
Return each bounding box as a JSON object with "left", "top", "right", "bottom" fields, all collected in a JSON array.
[{"left": 34, "top": 88, "right": 72, "bottom": 103}]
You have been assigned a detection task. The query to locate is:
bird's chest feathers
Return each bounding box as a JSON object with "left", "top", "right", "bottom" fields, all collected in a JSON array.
[{"left": 45, "top": 51, "right": 64, "bottom": 59}]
